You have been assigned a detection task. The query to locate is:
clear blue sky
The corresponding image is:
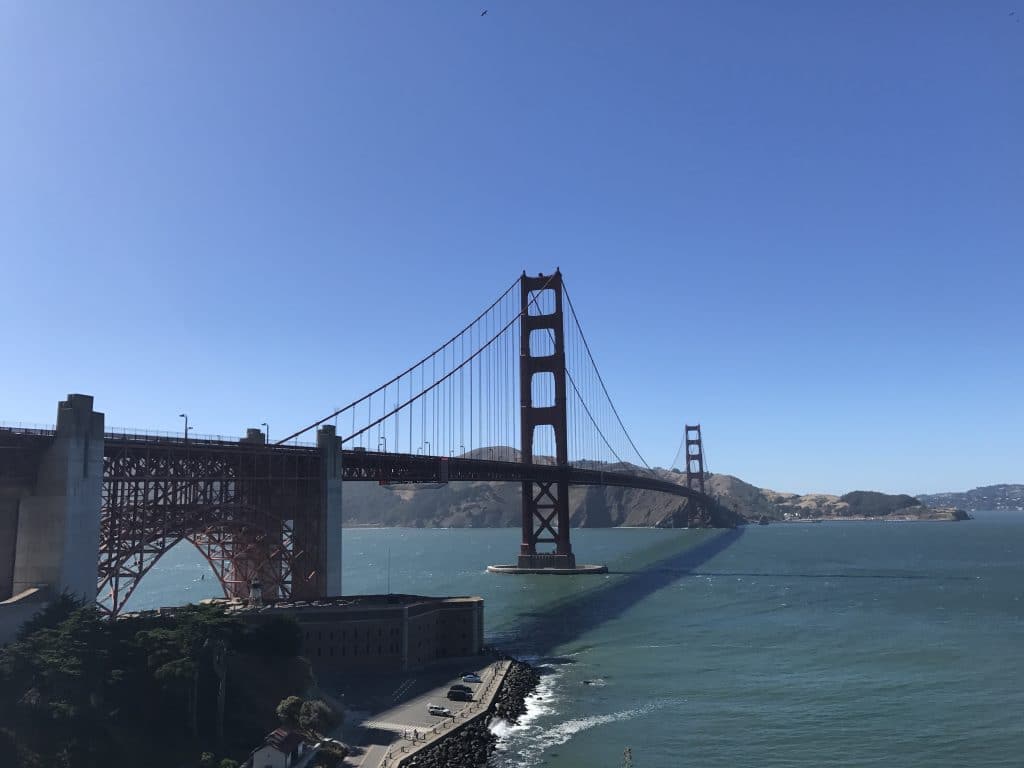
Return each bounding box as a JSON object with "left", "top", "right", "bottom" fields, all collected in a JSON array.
[{"left": 1, "top": 1, "right": 1021, "bottom": 495}]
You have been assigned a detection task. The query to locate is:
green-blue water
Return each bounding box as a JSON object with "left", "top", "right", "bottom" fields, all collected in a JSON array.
[{"left": 132, "top": 512, "right": 1024, "bottom": 767}]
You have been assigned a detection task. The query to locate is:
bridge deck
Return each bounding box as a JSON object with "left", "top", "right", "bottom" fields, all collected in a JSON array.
[{"left": 1, "top": 427, "right": 693, "bottom": 498}]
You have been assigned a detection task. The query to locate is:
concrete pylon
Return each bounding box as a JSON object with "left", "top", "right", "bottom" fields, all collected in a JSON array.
[
  {"left": 318, "top": 425, "right": 343, "bottom": 597},
  {"left": 11, "top": 395, "right": 104, "bottom": 602}
]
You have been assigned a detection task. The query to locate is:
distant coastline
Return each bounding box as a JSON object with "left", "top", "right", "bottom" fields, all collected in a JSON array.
[
  {"left": 917, "top": 484, "right": 1024, "bottom": 513},
  {"left": 768, "top": 509, "right": 969, "bottom": 523}
]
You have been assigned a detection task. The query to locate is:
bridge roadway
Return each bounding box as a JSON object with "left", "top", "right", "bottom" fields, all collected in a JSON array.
[
  {"left": 340, "top": 447, "right": 698, "bottom": 499},
  {"left": 3, "top": 427, "right": 698, "bottom": 500},
  {"left": 104, "top": 430, "right": 697, "bottom": 501},
  {"left": 2, "top": 424, "right": 705, "bottom": 614}
]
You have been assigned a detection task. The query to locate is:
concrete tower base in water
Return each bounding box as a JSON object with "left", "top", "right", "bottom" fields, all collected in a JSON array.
[{"left": 486, "top": 563, "right": 608, "bottom": 575}]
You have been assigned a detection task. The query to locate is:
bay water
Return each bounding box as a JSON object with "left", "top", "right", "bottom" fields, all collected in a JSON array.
[{"left": 131, "top": 511, "right": 1024, "bottom": 767}]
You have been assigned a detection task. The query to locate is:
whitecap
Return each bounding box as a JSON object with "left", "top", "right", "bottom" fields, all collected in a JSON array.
[{"left": 494, "top": 684, "right": 680, "bottom": 768}]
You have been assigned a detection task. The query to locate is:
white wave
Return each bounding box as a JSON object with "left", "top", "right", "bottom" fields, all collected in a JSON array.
[
  {"left": 495, "top": 690, "right": 679, "bottom": 768},
  {"left": 491, "top": 670, "right": 559, "bottom": 742}
]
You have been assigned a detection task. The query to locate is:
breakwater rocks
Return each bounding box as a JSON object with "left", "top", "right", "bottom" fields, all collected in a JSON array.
[
  {"left": 403, "top": 718, "right": 496, "bottom": 768},
  {"left": 402, "top": 659, "right": 540, "bottom": 768},
  {"left": 491, "top": 660, "right": 541, "bottom": 722}
]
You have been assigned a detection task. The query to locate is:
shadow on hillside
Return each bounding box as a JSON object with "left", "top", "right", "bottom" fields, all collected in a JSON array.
[{"left": 490, "top": 528, "right": 745, "bottom": 657}]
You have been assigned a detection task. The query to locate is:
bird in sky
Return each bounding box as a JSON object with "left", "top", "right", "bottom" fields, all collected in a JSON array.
[{"left": 481, "top": 9, "right": 488, "bottom": 16}]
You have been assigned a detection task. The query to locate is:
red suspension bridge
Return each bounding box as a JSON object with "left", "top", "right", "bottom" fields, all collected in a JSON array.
[{"left": 0, "top": 270, "right": 713, "bottom": 616}]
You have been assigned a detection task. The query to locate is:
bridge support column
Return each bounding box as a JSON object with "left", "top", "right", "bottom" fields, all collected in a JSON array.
[
  {"left": 318, "top": 425, "right": 343, "bottom": 597},
  {"left": 0, "top": 495, "right": 19, "bottom": 601},
  {"left": 488, "top": 271, "right": 606, "bottom": 575},
  {"left": 684, "top": 424, "right": 711, "bottom": 527},
  {"left": 11, "top": 395, "right": 104, "bottom": 602},
  {"left": 518, "top": 271, "right": 575, "bottom": 569}
]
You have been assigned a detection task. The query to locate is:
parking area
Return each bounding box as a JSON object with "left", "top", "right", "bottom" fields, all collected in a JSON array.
[{"left": 331, "top": 660, "right": 505, "bottom": 768}]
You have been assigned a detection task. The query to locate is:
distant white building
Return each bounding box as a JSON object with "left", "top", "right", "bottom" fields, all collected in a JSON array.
[{"left": 245, "top": 728, "right": 309, "bottom": 768}]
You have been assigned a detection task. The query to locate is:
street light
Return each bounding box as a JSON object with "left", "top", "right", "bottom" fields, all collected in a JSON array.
[
  {"left": 261, "top": 422, "right": 269, "bottom": 445},
  {"left": 179, "top": 413, "right": 192, "bottom": 443},
  {"left": 378, "top": 436, "right": 387, "bottom": 453},
  {"left": 424, "top": 441, "right": 431, "bottom": 456}
]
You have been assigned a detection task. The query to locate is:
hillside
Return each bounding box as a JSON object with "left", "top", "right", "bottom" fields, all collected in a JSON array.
[
  {"left": 342, "top": 472, "right": 743, "bottom": 529},
  {"left": 338, "top": 455, "right": 962, "bottom": 527},
  {"left": 707, "top": 474, "right": 967, "bottom": 521},
  {"left": 917, "top": 484, "right": 1024, "bottom": 512}
]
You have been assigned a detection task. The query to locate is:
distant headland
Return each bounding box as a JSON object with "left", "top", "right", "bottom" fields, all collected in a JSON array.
[{"left": 917, "top": 484, "right": 1024, "bottom": 513}]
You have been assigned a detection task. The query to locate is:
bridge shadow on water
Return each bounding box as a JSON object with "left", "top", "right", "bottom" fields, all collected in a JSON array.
[
  {"left": 489, "top": 528, "right": 746, "bottom": 659},
  {"left": 677, "top": 570, "right": 974, "bottom": 581}
]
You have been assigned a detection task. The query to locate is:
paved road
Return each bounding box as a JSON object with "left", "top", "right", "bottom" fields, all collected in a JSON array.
[{"left": 335, "top": 660, "right": 501, "bottom": 768}]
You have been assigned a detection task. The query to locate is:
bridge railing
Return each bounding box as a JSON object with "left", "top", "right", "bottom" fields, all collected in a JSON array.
[
  {"left": 105, "top": 426, "right": 318, "bottom": 447},
  {"left": 0, "top": 421, "right": 56, "bottom": 435},
  {"left": 0, "top": 422, "right": 317, "bottom": 447}
]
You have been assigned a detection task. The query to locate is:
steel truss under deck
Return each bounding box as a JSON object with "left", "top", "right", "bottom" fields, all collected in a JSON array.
[{"left": 98, "top": 437, "right": 323, "bottom": 616}]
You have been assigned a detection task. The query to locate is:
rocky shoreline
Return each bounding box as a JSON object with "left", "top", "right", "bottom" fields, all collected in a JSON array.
[{"left": 402, "top": 658, "right": 540, "bottom": 768}]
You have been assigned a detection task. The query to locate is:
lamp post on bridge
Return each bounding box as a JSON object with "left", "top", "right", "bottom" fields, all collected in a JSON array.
[
  {"left": 261, "top": 422, "right": 269, "bottom": 446},
  {"left": 179, "top": 413, "right": 192, "bottom": 444},
  {"left": 378, "top": 436, "right": 387, "bottom": 453},
  {"left": 424, "top": 441, "right": 431, "bottom": 456}
]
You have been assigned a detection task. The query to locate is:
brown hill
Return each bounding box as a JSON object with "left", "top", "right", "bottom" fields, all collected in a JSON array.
[
  {"left": 340, "top": 455, "right": 966, "bottom": 527},
  {"left": 341, "top": 462, "right": 742, "bottom": 529},
  {"left": 706, "top": 474, "right": 966, "bottom": 521}
]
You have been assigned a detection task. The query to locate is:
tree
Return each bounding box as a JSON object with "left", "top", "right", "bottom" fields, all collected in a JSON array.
[
  {"left": 0, "top": 729, "right": 17, "bottom": 767},
  {"left": 276, "top": 696, "right": 304, "bottom": 729},
  {"left": 299, "top": 699, "right": 334, "bottom": 735},
  {"left": 241, "top": 617, "right": 302, "bottom": 657},
  {"left": 199, "top": 752, "right": 216, "bottom": 768},
  {"left": 219, "top": 760, "right": 239, "bottom": 768},
  {"left": 16, "top": 592, "right": 82, "bottom": 641},
  {"left": 1, "top": 601, "right": 309, "bottom": 768}
]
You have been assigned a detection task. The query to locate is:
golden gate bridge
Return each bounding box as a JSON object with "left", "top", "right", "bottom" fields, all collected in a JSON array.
[{"left": 0, "top": 270, "right": 713, "bottom": 616}]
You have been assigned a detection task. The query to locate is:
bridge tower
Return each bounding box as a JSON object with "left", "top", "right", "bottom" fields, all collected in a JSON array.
[
  {"left": 517, "top": 270, "right": 575, "bottom": 569},
  {"left": 684, "top": 424, "right": 711, "bottom": 527}
]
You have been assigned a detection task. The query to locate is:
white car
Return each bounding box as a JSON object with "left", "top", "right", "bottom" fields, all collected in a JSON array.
[
  {"left": 427, "top": 704, "right": 454, "bottom": 717},
  {"left": 461, "top": 673, "right": 482, "bottom": 683}
]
